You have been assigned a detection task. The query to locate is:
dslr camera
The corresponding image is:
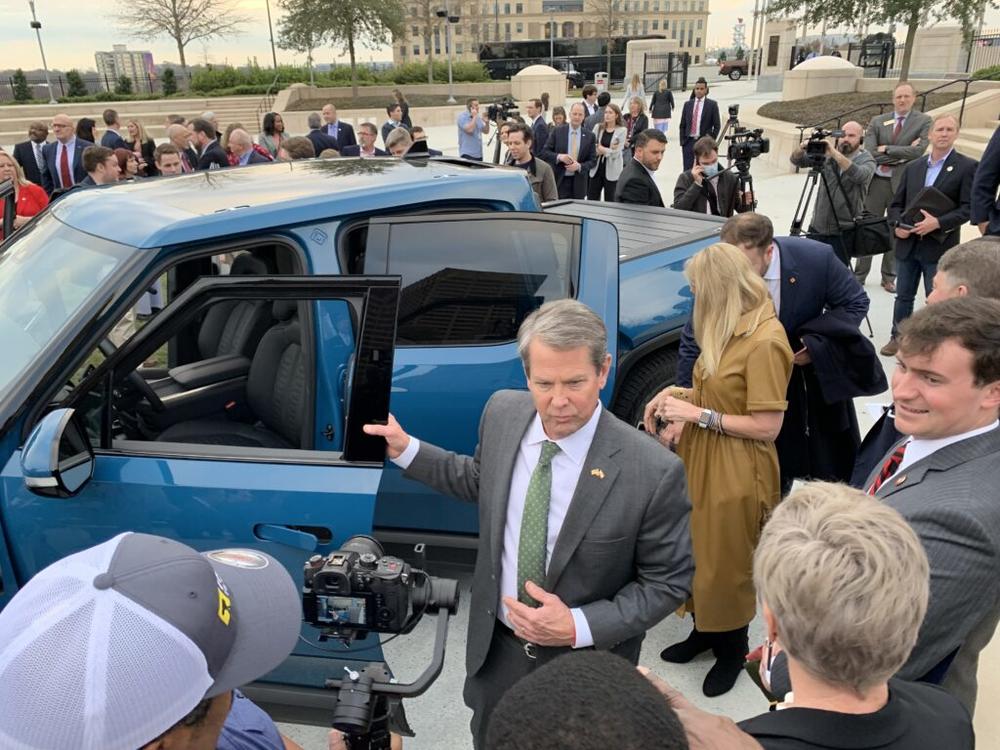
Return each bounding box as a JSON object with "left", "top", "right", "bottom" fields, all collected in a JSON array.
[
  {"left": 487, "top": 96, "right": 519, "bottom": 121},
  {"left": 302, "top": 535, "right": 458, "bottom": 642},
  {"left": 803, "top": 127, "right": 845, "bottom": 167},
  {"left": 725, "top": 125, "right": 770, "bottom": 166}
]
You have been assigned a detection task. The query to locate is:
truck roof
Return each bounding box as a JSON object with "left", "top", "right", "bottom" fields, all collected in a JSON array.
[
  {"left": 49, "top": 158, "right": 534, "bottom": 249},
  {"left": 544, "top": 200, "right": 725, "bottom": 260}
]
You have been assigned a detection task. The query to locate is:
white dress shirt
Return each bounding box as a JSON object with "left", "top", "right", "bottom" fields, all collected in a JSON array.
[
  {"left": 764, "top": 242, "right": 781, "bottom": 317},
  {"left": 886, "top": 420, "right": 998, "bottom": 483},
  {"left": 394, "top": 403, "right": 602, "bottom": 648}
]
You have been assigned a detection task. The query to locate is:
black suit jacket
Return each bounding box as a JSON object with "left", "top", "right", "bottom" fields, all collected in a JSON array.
[
  {"left": 678, "top": 97, "right": 721, "bottom": 145},
  {"left": 13, "top": 140, "right": 43, "bottom": 185},
  {"left": 531, "top": 116, "right": 549, "bottom": 156},
  {"left": 541, "top": 124, "right": 597, "bottom": 199},
  {"left": 887, "top": 150, "right": 976, "bottom": 262},
  {"left": 197, "top": 140, "right": 230, "bottom": 170},
  {"left": 244, "top": 150, "right": 271, "bottom": 165},
  {"left": 340, "top": 145, "right": 388, "bottom": 157},
  {"left": 971, "top": 124, "right": 1000, "bottom": 234},
  {"left": 126, "top": 139, "right": 159, "bottom": 177},
  {"left": 615, "top": 159, "right": 663, "bottom": 206},
  {"left": 307, "top": 129, "right": 341, "bottom": 156},
  {"left": 101, "top": 130, "right": 128, "bottom": 151},
  {"left": 739, "top": 678, "right": 973, "bottom": 750},
  {"left": 323, "top": 121, "right": 357, "bottom": 150},
  {"left": 672, "top": 169, "right": 745, "bottom": 217},
  {"left": 41, "top": 139, "right": 93, "bottom": 194}
]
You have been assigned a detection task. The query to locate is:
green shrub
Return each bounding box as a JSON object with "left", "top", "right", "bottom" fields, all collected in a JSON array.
[
  {"left": 12, "top": 69, "right": 31, "bottom": 101},
  {"left": 161, "top": 67, "right": 177, "bottom": 96},
  {"left": 972, "top": 65, "right": 1000, "bottom": 81},
  {"left": 115, "top": 75, "right": 134, "bottom": 95},
  {"left": 66, "top": 69, "right": 89, "bottom": 97}
]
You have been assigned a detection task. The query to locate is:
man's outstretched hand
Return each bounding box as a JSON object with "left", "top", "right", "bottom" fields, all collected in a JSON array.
[{"left": 362, "top": 413, "right": 410, "bottom": 459}]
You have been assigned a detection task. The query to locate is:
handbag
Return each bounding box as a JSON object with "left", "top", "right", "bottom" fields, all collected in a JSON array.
[{"left": 830, "top": 168, "right": 892, "bottom": 258}]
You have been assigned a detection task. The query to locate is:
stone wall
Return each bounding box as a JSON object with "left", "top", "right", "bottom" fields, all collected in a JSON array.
[{"left": 275, "top": 82, "right": 512, "bottom": 112}]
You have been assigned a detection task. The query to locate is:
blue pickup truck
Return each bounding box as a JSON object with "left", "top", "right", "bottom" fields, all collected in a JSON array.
[{"left": 0, "top": 157, "right": 721, "bottom": 718}]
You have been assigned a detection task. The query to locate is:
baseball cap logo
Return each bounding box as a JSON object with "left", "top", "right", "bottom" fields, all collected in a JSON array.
[
  {"left": 218, "top": 588, "right": 232, "bottom": 626},
  {"left": 207, "top": 549, "right": 270, "bottom": 569}
]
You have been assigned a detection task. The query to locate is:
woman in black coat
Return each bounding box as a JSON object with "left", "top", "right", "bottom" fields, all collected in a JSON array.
[
  {"left": 650, "top": 79, "right": 675, "bottom": 142},
  {"left": 125, "top": 119, "right": 159, "bottom": 177},
  {"left": 623, "top": 96, "right": 649, "bottom": 159}
]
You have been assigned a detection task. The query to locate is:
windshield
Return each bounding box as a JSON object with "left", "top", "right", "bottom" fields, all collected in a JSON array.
[{"left": 0, "top": 215, "right": 137, "bottom": 395}]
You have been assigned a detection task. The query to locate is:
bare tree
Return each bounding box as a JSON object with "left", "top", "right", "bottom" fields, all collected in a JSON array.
[
  {"left": 588, "top": 0, "right": 621, "bottom": 75},
  {"left": 117, "top": 0, "right": 252, "bottom": 77}
]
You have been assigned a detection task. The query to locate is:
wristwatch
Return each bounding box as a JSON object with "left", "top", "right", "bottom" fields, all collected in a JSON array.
[{"left": 697, "top": 409, "right": 712, "bottom": 429}]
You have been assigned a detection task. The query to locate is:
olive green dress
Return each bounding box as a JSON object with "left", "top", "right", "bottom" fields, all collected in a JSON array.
[{"left": 677, "top": 302, "right": 793, "bottom": 632}]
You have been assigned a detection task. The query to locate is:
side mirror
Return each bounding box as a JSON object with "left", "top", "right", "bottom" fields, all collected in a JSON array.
[{"left": 21, "top": 408, "right": 95, "bottom": 498}]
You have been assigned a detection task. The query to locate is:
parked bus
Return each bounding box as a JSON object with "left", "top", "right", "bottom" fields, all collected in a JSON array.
[{"left": 478, "top": 35, "right": 666, "bottom": 86}]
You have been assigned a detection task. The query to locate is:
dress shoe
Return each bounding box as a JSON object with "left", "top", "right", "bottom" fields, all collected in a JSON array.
[
  {"left": 703, "top": 626, "right": 749, "bottom": 697},
  {"left": 880, "top": 339, "right": 899, "bottom": 357},
  {"left": 881, "top": 279, "right": 896, "bottom": 293},
  {"left": 660, "top": 626, "right": 712, "bottom": 663}
]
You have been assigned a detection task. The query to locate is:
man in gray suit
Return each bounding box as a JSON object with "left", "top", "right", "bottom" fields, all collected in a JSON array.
[
  {"left": 855, "top": 82, "right": 932, "bottom": 291},
  {"left": 365, "top": 299, "right": 693, "bottom": 748}
]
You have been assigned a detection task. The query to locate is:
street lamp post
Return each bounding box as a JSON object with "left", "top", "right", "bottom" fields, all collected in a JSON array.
[
  {"left": 437, "top": 4, "right": 461, "bottom": 104},
  {"left": 27, "top": 1, "right": 57, "bottom": 105},
  {"left": 264, "top": 0, "right": 279, "bottom": 72}
]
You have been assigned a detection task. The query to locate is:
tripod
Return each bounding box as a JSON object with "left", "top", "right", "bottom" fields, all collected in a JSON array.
[{"left": 730, "top": 162, "right": 757, "bottom": 212}]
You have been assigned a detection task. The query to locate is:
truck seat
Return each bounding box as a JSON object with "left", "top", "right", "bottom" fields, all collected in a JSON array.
[
  {"left": 156, "top": 301, "right": 306, "bottom": 449},
  {"left": 196, "top": 253, "right": 276, "bottom": 360}
]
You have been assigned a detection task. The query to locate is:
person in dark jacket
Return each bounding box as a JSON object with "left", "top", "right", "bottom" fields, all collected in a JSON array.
[
  {"left": 124, "top": 119, "right": 159, "bottom": 177},
  {"left": 305, "top": 112, "right": 341, "bottom": 156},
  {"left": 650, "top": 79, "right": 675, "bottom": 141},
  {"left": 75, "top": 117, "right": 98, "bottom": 147},
  {"left": 738, "top": 482, "right": 973, "bottom": 750},
  {"left": 190, "top": 118, "right": 229, "bottom": 170},
  {"left": 615, "top": 129, "right": 666, "bottom": 206},
  {"left": 622, "top": 96, "right": 649, "bottom": 159},
  {"left": 100, "top": 108, "right": 128, "bottom": 150},
  {"left": 678, "top": 78, "right": 721, "bottom": 171},
  {"left": 674, "top": 213, "right": 870, "bottom": 492},
  {"left": 673, "top": 136, "right": 747, "bottom": 217}
]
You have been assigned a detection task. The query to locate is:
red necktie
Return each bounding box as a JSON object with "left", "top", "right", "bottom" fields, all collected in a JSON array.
[
  {"left": 59, "top": 145, "right": 72, "bottom": 188},
  {"left": 891, "top": 116, "right": 903, "bottom": 144},
  {"left": 690, "top": 99, "right": 701, "bottom": 137},
  {"left": 869, "top": 442, "right": 907, "bottom": 495}
]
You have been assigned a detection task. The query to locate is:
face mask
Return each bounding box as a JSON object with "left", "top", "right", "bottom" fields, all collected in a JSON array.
[{"left": 701, "top": 161, "right": 719, "bottom": 177}]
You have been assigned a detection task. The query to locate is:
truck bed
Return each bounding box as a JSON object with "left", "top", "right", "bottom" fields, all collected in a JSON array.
[{"left": 543, "top": 200, "right": 725, "bottom": 261}]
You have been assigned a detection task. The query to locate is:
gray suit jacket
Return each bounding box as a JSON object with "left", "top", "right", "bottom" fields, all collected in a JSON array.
[
  {"left": 404, "top": 390, "right": 693, "bottom": 677},
  {"left": 870, "top": 427, "right": 1000, "bottom": 713},
  {"left": 865, "top": 110, "right": 932, "bottom": 190}
]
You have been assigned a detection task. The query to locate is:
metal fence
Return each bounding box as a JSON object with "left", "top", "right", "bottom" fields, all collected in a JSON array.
[
  {"left": 643, "top": 52, "right": 689, "bottom": 93},
  {"left": 843, "top": 40, "right": 902, "bottom": 78},
  {"left": 966, "top": 29, "right": 1000, "bottom": 73},
  {"left": 0, "top": 71, "right": 188, "bottom": 102}
]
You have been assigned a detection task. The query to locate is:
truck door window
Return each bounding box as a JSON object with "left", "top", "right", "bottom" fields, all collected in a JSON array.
[{"left": 385, "top": 219, "right": 574, "bottom": 345}]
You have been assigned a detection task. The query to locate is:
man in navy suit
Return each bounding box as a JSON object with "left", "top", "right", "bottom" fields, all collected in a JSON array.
[
  {"left": 883, "top": 114, "right": 976, "bottom": 356},
  {"left": 228, "top": 129, "right": 271, "bottom": 165},
  {"left": 306, "top": 112, "right": 341, "bottom": 155},
  {"left": 190, "top": 118, "right": 229, "bottom": 170},
  {"left": 41, "top": 114, "right": 92, "bottom": 194},
  {"left": 524, "top": 98, "right": 549, "bottom": 157},
  {"left": 541, "top": 102, "right": 597, "bottom": 199},
  {"left": 13, "top": 121, "right": 48, "bottom": 186},
  {"left": 678, "top": 78, "right": 721, "bottom": 171},
  {"left": 411, "top": 127, "right": 443, "bottom": 156},
  {"left": 100, "top": 109, "right": 128, "bottom": 150},
  {"left": 972, "top": 124, "right": 1000, "bottom": 237},
  {"left": 340, "top": 122, "right": 388, "bottom": 157},
  {"left": 674, "top": 213, "right": 870, "bottom": 492},
  {"left": 321, "top": 103, "right": 357, "bottom": 150}
]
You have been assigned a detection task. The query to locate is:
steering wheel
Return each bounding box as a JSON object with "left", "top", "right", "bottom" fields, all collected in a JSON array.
[{"left": 98, "top": 338, "right": 166, "bottom": 413}]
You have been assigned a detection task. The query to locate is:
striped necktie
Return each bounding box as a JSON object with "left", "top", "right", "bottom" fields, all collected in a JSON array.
[{"left": 869, "top": 442, "right": 907, "bottom": 495}]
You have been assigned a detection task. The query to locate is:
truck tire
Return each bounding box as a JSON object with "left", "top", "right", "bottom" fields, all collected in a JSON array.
[
  {"left": 729, "top": 69, "right": 743, "bottom": 81},
  {"left": 611, "top": 347, "right": 679, "bottom": 428}
]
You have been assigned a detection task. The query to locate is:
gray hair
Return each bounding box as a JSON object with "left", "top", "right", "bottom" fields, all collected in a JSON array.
[
  {"left": 754, "top": 482, "right": 929, "bottom": 695},
  {"left": 201, "top": 110, "right": 217, "bottom": 121},
  {"left": 938, "top": 237, "right": 1000, "bottom": 299},
  {"left": 517, "top": 300, "right": 608, "bottom": 374},
  {"left": 307, "top": 112, "right": 322, "bottom": 130},
  {"left": 385, "top": 127, "right": 413, "bottom": 151}
]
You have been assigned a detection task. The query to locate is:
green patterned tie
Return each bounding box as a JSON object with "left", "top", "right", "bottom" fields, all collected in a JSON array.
[{"left": 517, "top": 440, "right": 561, "bottom": 606}]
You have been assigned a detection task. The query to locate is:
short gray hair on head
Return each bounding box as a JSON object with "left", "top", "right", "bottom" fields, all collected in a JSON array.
[
  {"left": 385, "top": 127, "right": 413, "bottom": 150},
  {"left": 938, "top": 237, "right": 1000, "bottom": 299},
  {"left": 307, "top": 112, "right": 322, "bottom": 130},
  {"left": 754, "top": 481, "right": 929, "bottom": 696},
  {"left": 517, "top": 300, "right": 608, "bottom": 374}
]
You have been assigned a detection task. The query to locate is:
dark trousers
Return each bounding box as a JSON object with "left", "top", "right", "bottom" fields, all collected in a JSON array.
[
  {"left": 855, "top": 176, "right": 897, "bottom": 284},
  {"left": 892, "top": 250, "right": 937, "bottom": 337},
  {"left": 586, "top": 160, "right": 617, "bottom": 201},
  {"left": 681, "top": 138, "right": 695, "bottom": 171},
  {"left": 558, "top": 175, "right": 586, "bottom": 199}
]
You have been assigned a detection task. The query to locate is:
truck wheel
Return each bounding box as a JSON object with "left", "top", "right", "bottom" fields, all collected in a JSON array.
[
  {"left": 611, "top": 347, "right": 679, "bottom": 428},
  {"left": 729, "top": 69, "right": 743, "bottom": 81}
]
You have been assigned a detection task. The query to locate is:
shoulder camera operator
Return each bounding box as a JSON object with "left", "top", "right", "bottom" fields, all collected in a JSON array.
[
  {"left": 790, "top": 121, "right": 875, "bottom": 265},
  {"left": 673, "top": 136, "right": 749, "bottom": 218}
]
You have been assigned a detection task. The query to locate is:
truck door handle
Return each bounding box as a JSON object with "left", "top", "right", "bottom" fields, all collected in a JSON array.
[{"left": 253, "top": 524, "right": 320, "bottom": 552}]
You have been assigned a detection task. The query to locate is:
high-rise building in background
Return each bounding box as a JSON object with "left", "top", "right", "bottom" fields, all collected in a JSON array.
[
  {"left": 94, "top": 44, "right": 155, "bottom": 90},
  {"left": 393, "top": 0, "right": 710, "bottom": 69}
]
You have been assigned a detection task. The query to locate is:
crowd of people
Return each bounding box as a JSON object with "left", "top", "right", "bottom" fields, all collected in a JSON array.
[{"left": 1, "top": 76, "right": 1000, "bottom": 750}]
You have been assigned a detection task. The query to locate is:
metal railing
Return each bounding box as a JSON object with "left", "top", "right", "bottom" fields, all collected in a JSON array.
[{"left": 255, "top": 72, "right": 283, "bottom": 133}]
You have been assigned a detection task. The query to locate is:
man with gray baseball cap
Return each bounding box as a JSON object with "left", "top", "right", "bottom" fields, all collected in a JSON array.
[{"left": 0, "top": 532, "right": 302, "bottom": 750}]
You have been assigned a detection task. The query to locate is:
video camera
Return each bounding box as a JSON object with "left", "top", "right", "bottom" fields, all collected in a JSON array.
[
  {"left": 803, "top": 127, "right": 845, "bottom": 168},
  {"left": 303, "top": 535, "right": 457, "bottom": 642},
  {"left": 725, "top": 125, "right": 770, "bottom": 168},
  {"left": 487, "top": 96, "right": 519, "bottom": 121}
]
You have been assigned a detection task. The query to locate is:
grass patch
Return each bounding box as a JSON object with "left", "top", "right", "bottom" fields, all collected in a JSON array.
[
  {"left": 758, "top": 91, "right": 965, "bottom": 128},
  {"left": 289, "top": 91, "right": 512, "bottom": 111}
]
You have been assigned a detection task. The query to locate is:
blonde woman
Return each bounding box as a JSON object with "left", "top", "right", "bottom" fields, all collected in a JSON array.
[
  {"left": 621, "top": 73, "right": 646, "bottom": 111},
  {"left": 588, "top": 103, "right": 626, "bottom": 201},
  {"left": 623, "top": 96, "right": 648, "bottom": 157},
  {"left": 650, "top": 79, "right": 675, "bottom": 141},
  {"left": 125, "top": 119, "right": 158, "bottom": 176},
  {"left": 0, "top": 150, "right": 48, "bottom": 241},
  {"left": 644, "top": 242, "right": 792, "bottom": 698}
]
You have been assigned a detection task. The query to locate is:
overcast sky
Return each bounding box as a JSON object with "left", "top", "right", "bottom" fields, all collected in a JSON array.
[{"left": 1, "top": 0, "right": 998, "bottom": 72}]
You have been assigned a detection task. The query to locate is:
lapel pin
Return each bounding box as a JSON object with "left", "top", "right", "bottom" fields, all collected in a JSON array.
[
  {"left": 883, "top": 119, "right": 894, "bottom": 127},
  {"left": 590, "top": 468, "right": 605, "bottom": 479},
  {"left": 789, "top": 276, "right": 797, "bottom": 284},
  {"left": 946, "top": 165, "right": 954, "bottom": 172},
  {"left": 895, "top": 475, "right": 907, "bottom": 486}
]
